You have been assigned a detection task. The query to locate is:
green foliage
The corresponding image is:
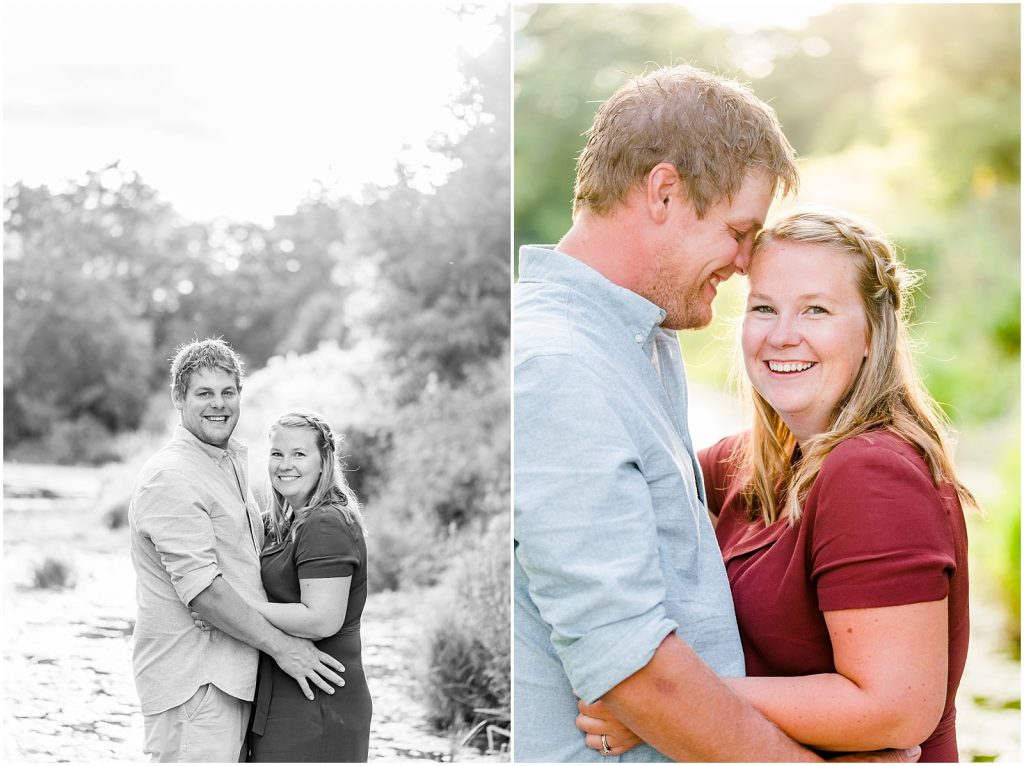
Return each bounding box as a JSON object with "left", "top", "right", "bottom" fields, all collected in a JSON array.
[
  {"left": 972, "top": 439, "right": 1021, "bottom": 648},
  {"left": 745, "top": 6, "right": 889, "bottom": 156},
  {"left": 421, "top": 515, "right": 510, "bottom": 733},
  {"left": 870, "top": 4, "right": 1020, "bottom": 199}
]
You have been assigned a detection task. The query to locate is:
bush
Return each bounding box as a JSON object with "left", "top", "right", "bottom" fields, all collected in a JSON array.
[
  {"left": 102, "top": 498, "right": 129, "bottom": 530},
  {"left": 44, "top": 415, "right": 122, "bottom": 466},
  {"left": 31, "top": 555, "right": 77, "bottom": 590},
  {"left": 420, "top": 515, "right": 510, "bottom": 735},
  {"left": 366, "top": 511, "right": 455, "bottom": 593},
  {"left": 974, "top": 438, "right": 1021, "bottom": 652}
]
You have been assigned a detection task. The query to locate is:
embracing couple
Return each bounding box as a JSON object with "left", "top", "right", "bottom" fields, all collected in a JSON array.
[
  {"left": 129, "top": 338, "right": 371, "bottom": 762},
  {"left": 514, "top": 65, "right": 974, "bottom": 762}
]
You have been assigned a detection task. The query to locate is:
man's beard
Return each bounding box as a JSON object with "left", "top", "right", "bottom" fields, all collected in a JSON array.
[{"left": 642, "top": 265, "right": 712, "bottom": 331}]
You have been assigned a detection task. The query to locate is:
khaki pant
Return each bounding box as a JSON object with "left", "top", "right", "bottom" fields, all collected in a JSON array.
[{"left": 143, "top": 684, "right": 250, "bottom": 762}]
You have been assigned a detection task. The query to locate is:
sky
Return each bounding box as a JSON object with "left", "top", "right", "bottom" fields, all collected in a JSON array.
[
  {"left": 2, "top": 0, "right": 502, "bottom": 225},
  {"left": 685, "top": 0, "right": 834, "bottom": 33}
]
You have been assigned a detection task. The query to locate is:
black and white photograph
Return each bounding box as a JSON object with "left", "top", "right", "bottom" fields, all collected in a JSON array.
[{"left": 3, "top": 1, "right": 510, "bottom": 761}]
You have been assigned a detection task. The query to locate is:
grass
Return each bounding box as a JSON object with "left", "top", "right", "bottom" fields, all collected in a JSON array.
[
  {"left": 31, "top": 555, "right": 77, "bottom": 589},
  {"left": 420, "top": 515, "right": 510, "bottom": 743}
]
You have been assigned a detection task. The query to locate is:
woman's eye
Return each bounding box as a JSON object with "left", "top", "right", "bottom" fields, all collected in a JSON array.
[
  {"left": 807, "top": 305, "right": 828, "bottom": 315},
  {"left": 750, "top": 304, "right": 774, "bottom": 314}
]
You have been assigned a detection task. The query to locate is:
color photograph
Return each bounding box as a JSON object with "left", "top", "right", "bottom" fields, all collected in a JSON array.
[{"left": 513, "top": 3, "right": 1019, "bottom": 762}]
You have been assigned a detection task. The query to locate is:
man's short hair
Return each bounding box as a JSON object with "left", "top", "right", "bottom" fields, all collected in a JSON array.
[
  {"left": 573, "top": 64, "right": 799, "bottom": 218},
  {"left": 170, "top": 338, "right": 245, "bottom": 401}
]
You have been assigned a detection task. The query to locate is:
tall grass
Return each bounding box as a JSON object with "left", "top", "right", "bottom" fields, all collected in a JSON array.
[
  {"left": 420, "top": 514, "right": 510, "bottom": 738},
  {"left": 974, "top": 439, "right": 1021, "bottom": 652},
  {"left": 31, "top": 555, "right": 77, "bottom": 589}
]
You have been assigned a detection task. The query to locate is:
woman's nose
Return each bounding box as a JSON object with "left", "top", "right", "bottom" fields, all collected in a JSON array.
[{"left": 767, "top": 315, "right": 801, "bottom": 347}]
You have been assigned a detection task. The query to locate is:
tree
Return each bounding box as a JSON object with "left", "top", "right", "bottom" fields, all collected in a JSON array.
[{"left": 361, "top": 8, "right": 511, "bottom": 389}]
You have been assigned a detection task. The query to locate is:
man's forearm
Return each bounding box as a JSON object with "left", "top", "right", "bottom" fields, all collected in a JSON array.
[
  {"left": 190, "top": 575, "right": 288, "bottom": 655},
  {"left": 603, "top": 634, "right": 822, "bottom": 762}
]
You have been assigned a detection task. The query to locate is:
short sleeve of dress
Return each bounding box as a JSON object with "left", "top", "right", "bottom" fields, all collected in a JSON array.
[
  {"left": 809, "top": 434, "right": 956, "bottom": 612},
  {"left": 294, "top": 509, "right": 361, "bottom": 580}
]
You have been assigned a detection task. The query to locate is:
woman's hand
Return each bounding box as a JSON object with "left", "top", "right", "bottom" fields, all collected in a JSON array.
[
  {"left": 190, "top": 609, "right": 210, "bottom": 631},
  {"left": 576, "top": 699, "right": 643, "bottom": 756}
]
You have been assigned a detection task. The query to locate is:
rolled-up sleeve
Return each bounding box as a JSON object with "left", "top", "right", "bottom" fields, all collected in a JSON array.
[
  {"left": 515, "top": 354, "right": 677, "bottom": 703},
  {"left": 134, "top": 468, "right": 221, "bottom": 604}
]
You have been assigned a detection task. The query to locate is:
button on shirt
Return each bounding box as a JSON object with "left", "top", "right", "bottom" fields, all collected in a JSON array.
[
  {"left": 129, "top": 425, "right": 266, "bottom": 715},
  {"left": 514, "top": 246, "right": 745, "bottom": 762}
]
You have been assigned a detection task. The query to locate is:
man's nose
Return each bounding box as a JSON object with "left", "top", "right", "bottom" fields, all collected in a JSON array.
[{"left": 734, "top": 242, "right": 753, "bottom": 276}]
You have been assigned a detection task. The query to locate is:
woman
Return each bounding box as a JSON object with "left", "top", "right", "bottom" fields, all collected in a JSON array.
[
  {"left": 248, "top": 409, "right": 372, "bottom": 762},
  {"left": 578, "top": 208, "right": 974, "bottom": 761}
]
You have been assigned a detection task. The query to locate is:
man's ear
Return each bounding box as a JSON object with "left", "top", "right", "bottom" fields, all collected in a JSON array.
[
  {"left": 171, "top": 389, "right": 184, "bottom": 412},
  {"left": 646, "top": 162, "right": 680, "bottom": 224}
]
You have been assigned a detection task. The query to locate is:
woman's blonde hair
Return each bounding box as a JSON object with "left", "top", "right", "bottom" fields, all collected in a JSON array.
[
  {"left": 265, "top": 408, "right": 366, "bottom": 543},
  {"left": 736, "top": 207, "right": 977, "bottom": 525}
]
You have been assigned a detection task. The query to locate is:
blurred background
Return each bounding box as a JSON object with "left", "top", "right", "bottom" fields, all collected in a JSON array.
[
  {"left": 4, "top": 1, "right": 509, "bottom": 761},
  {"left": 515, "top": 3, "right": 1019, "bottom": 761}
]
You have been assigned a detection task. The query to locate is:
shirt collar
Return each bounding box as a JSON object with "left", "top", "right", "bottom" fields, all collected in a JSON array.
[
  {"left": 173, "top": 424, "right": 247, "bottom": 462},
  {"left": 518, "top": 245, "right": 668, "bottom": 339}
]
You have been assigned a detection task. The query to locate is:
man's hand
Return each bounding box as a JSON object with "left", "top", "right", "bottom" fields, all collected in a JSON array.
[
  {"left": 270, "top": 633, "right": 346, "bottom": 701},
  {"left": 576, "top": 699, "right": 643, "bottom": 756},
  {"left": 829, "top": 746, "right": 922, "bottom": 762},
  {"left": 189, "top": 575, "right": 345, "bottom": 700}
]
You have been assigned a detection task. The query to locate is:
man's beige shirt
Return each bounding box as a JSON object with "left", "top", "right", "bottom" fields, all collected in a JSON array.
[{"left": 129, "top": 425, "right": 266, "bottom": 715}]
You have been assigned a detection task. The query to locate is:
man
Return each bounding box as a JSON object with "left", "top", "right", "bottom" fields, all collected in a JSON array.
[
  {"left": 129, "top": 338, "right": 344, "bottom": 762},
  {"left": 514, "top": 65, "right": 918, "bottom": 762}
]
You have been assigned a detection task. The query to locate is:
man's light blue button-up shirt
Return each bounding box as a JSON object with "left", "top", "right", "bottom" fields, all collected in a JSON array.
[{"left": 514, "top": 246, "right": 745, "bottom": 762}]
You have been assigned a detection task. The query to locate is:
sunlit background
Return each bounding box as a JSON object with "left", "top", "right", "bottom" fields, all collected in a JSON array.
[
  {"left": 4, "top": 1, "right": 511, "bottom": 761},
  {"left": 3, "top": 0, "right": 500, "bottom": 224},
  {"left": 515, "top": 3, "right": 1019, "bottom": 762}
]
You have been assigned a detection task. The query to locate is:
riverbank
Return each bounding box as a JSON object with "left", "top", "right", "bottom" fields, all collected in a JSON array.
[{"left": 2, "top": 462, "right": 506, "bottom": 762}]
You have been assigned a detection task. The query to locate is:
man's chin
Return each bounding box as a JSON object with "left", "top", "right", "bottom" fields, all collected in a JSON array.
[
  {"left": 664, "top": 310, "right": 713, "bottom": 332},
  {"left": 201, "top": 425, "right": 234, "bottom": 448}
]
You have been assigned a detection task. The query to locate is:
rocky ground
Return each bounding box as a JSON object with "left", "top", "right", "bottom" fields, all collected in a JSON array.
[{"left": 2, "top": 463, "right": 507, "bottom": 763}]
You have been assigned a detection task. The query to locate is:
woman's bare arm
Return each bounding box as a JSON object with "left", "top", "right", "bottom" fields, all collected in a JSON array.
[
  {"left": 725, "top": 599, "right": 947, "bottom": 751},
  {"left": 251, "top": 576, "right": 351, "bottom": 641}
]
